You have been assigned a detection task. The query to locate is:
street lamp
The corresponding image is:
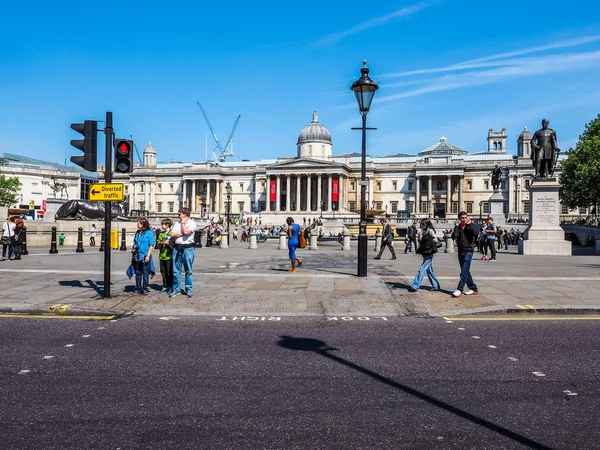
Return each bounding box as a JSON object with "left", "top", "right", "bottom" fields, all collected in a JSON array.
[
  {"left": 225, "top": 181, "right": 232, "bottom": 243},
  {"left": 351, "top": 60, "right": 379, "bottom": 277}
]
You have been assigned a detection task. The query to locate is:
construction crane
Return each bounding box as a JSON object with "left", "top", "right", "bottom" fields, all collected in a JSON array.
[
  {"left": 130, "top": 136, "right": 144, "bottom": 165},
  {"left": 197, "top": 102, "right": 241, "bottom": 162}
]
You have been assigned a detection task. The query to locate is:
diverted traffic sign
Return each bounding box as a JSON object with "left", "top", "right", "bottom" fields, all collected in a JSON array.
[{"left": 89, "top": 183, "right": 124, "bottom": 201}]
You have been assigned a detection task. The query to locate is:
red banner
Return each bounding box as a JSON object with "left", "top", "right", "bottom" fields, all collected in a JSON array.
[
  {"left": 270, "top": 180, "right": 276, "bottom": 202},
  {"left": 332, "top": 178, "right": 339, "bottom": 202}
]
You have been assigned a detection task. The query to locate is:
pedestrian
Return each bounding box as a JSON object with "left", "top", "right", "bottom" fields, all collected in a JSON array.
[
  {"left": 89, "top": 224, "right": 97, "bottom": 246},
  {"left": 406, "top": 222, "right": 418, "bottom": 253},
  {"left": 11, "top": 218, "right": 26, "bottom": 260},
  {"left": 157, "top": 218, "right": 174, "bottom": 294},
  {"left": 1, "top": 216, "right": 16, "bottom": 261},
  {"left": 374, "top": 218, "right": 396, "bottom": 260},
  {"left": 132, "top": 217, "right": 155, "bottom": 295},
  {"left": 59, "top": 232, "right": 65, "bottom": 246},
  {"left": 409, "top": 219, "right": 440, "bottom": 292},
  {"left": 286, "top": 217, "right": 302, "bottom": 272},
  {"left": 170, "top": 207, "right": 197, "bottom": 298},
  {"left": 485, "top": 216, "right": 497, "bottom": 261},
  {"left": 233, "top": 228, "right": 238, "bottom": 242},
  {"left": 404, "top": 236, "right": 411, "bottom": 253},
  {"left": 451, "top": 211, "right": 479, "bottom": 297}
]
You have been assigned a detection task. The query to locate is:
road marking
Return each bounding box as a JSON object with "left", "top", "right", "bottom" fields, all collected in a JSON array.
[
  {"left": 532, "top": 372, "right": 546, "bottom": 377},
  {"left": 82, "top": 335, "right": 91, "bottom": 338},
  {"left": 457, "top": 327, "right": 466, "bottom": 330},
  {"left": 508, "top": 357, "right": 519, "bottom": 361},
  {"left": 159, "top": 316, "right": 180, "bottom": 321},
  {"left": 18, "top": 370, "right": 31, "bottom": 374},
  {"left": 326, "top": 317, "right": 388, "bottom": 321},
  {"left": 217, "top": 316, "right": 282, "bottom": 321},
  {"left": 488, "top": 345, "right": 497, "bottom": 349},
  {"left": 563, "top": 390, "right": 578, "bottom": 396},
  {"left": 65, "top": 344, "right": 75, "bottom": 348},
  {"left": 445, "top": 320, "right": 453, "bottom": 323},
  {"left": 0, "top": 314, "right": 115, "bottom": 320},
  {"left": 97, "top": 327, "right": 106, "bottom": 329},
  {"left": 443, "top": 316, "right": 600, "bottom": 321},
  {"left": 43, "top": 356, "right": 54, "bottom": 360},
  {"left": 472, "top": 336, "right": 480, "bottom": 339}
]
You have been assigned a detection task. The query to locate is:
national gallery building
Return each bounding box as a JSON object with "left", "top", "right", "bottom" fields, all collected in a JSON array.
[{"left": 114, "top": 112, "right": 572, "bottom": 223}]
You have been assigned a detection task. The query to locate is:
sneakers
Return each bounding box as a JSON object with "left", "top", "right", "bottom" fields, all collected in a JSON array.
[
  {"left": 186, "top": 293, "right": 193, "bottom": 298},
  {"left": 161, "top": 287, "right": 169, "bottom": 293},
  {"left": 452, "top": 290, "right": 462, "bottom": 297},
  {"left": 391, "top": 256, "right": 397, "bottom": 260},
  {"left": 489, "top": 258, "right": 496, "bottom": 262},
  {"left": 373, "top": 256, "right": 381, "bottom": 260},
  {"left": 480, "top": 256, "right": 487, "bottom": 260},
  {"left": 169, "top": 291, "right": 181, "bottom": 298},
  {"left": 408, "top": 286, "right": 418, "bottom": 292},
  {"left": 463, "top": 289, "right": 479, "bottom": 296},
  {"left": 132, "top": 290, "right": 141, "bottom": 295}
]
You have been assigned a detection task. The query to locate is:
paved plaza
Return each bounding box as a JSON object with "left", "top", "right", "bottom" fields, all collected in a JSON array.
[{"left": 1, "top": 239, "right": 599, "bottom": 317}]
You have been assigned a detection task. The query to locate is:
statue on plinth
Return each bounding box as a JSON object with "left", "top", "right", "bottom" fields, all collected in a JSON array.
[
  {"left": 489, "top": 165, "right": 503, "bottom": 192},
  {"left": 530, "top": 119, "right": 560, "bottom": 178}
]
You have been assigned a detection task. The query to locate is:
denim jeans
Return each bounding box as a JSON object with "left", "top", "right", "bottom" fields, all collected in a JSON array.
[
  {"left": 411, "top": 255, "right": 440, "bottom": 290},
  {"left": 134, "top": 260, "right": 150, "bottom": 292},
  {"left": 457, "top": 252, "right": 478, "bottom": 291},
  {"left": 172, "top": 247, "right": 195, "bottom": 295}
]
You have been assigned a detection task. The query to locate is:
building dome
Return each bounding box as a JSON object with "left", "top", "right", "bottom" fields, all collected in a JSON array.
[
  {"left": 297, "top": 112, "right": 332, "bottom": 145},
  {"left": 144, "top": 142, "right": 156, "bottom": 154},
  {"left": 143, "top": 142, "right": 157, "bottom": 167},
  {"left": 518, "top": 127, "right": 532, "bottom": 140}
]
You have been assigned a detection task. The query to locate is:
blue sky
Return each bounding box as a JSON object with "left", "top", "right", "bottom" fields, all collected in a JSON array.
[{"left": 1, "top": 0, "right": 599, "bottom": 166}]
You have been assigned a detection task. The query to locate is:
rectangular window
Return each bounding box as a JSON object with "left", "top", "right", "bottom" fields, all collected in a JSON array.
[
  {"left": 421, "top": 181, "right": 427, "bottom": 191},
  {"left": 139, "top": 184, "right": 144, "bottom": 193},
  {"left": 238, "top": 201, "right": 244, "bottom": 212},
  {"left": 157, "top": 184, "right": 162, "bottom": 193},
  {"left": 124, "top": 186, "right": 129, "bottom": 194},
  {"left": 349, "top": 201, "right": 356, "bottom": 212},
  {"left": 350, "top": 181, "right": 356, "bottom": 191},
  {"left": 452, "top": 202, "right": 458, "bottom": 214},
  {"left": 168, "top": 202, "right": 174, "bottom": 213},
  {"left": 421, "top": 201, "right": 428, "bottom": 213},
  {"left": 392, "top": 181, "right": 397, "bottom": 190},
  {"left": 467, "top": 180, "right": 472, "bottom": 190},
  {"left": 261, "top": 183, "right": 266, "bottom": 191},
  {"left": 408, "top": 181, "right": 413, "bottom": 191},
  {"left": 561, "top": 204, "right": 569, "bottom": 214},
  {"left": 466, "top": 202, "right": 473, "bottom": 214},
  {"left": 260, "top": 201, "right": 266, "bottom": 211},
  {"left": 138, "top": 201, "right": 145, "bottom": 210},
  {"left": 579, "top": 207, "right": 587, "bottom": 214},
  {"left": 239, "top": 183, "right": 244, "bottom": 192},
  {"left": 483, "top": 202, "right": 490, "bottom": 214},
  {"left": 157, "top": 202, "right": 162, "bottom": 213},
  {"left": 375, "top": 202, "right": 382, "bottom": 210},
  {"left": 407, "top": 201, "right": 414, "bottom": 214},
  {"left": 391, "top": 202, "right": 398, "bottom": 213},
  {"left": 484, "top": 180, "right": 489, "bottom": 190},
  {"left": 524, "top": 201, "right": 530, "bottom": 214},
  {"left": 170, "top": 184, "right": 174, "bottom": 193},
  {"left": 501, "top": 181, "right": 506, "bottom": 190},
  {"left": 376, "top": 182, "right": 382, "bottom": 191},
  {"left": 503, "top": 203, "right": 508, "bottom": 214},
  {"left": 525, "top": 180, "right": 530, "bottom": 188}
]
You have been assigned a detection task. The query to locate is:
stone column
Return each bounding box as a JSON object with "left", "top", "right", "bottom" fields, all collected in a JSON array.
[
  {"left": 216, "top": 180, "right": 222, "bottom": 213},
  {"left": 427, "top": 176, "right": 432, "bottom": 217},
  {"left": 191, "top": 180, "right": 196, "bottom": 212},
  {"left": 182, "top": 180, "right": 187, "bottom": 209},
  {"left": 275, "top": 175, "right": 281, "bottom": 212},
  {"left": 446, "top": 175, "right": 452, "bottom": 216},
  {"left": 323, "top": 174, "right": 329, "bottom": 212},
  {"left": 145, "top": 182, "right": 149, "bottom": 212},
  {"left": 295, "top": 175, "right": 300, "bottom": 211},
  {"left": 415, "top": 176, "right": 420, "bottom": 214},
  {"left": 317, "top": 174, "right": 322, "bottom": 212},
  {"left": 368, "top": 177, "right": 374, "bottom": 209},
  {"left": 458, "top": 176, "right": 463, "bottom": 213},
  {"left": 508, "top": 174, "right": 514, "bottom": 214},
  {"left": 285, "top": 175, "right": 290, "bottom": 212},
  {"left": 206, "top": 180, "right": 211, "bottom": 213},
  {"left": 306, "top": 175, "right": 312, "bottom": 211}
]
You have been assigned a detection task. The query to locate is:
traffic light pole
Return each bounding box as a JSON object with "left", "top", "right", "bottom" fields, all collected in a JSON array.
[{"left": 104, "top": 112, "right": 113, "bottom": 298}]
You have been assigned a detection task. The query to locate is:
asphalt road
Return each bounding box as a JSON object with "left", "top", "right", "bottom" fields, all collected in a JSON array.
[{"left": 1, "top": 316, "right": 598, "bottom": 450}]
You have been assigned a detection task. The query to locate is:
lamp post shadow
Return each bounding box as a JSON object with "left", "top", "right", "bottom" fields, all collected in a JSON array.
[{"left": 277, "top": 335, "right": 552, "bottom": 450}]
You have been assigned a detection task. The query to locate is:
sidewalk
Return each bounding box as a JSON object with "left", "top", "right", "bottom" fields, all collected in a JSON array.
[{"left": 1, "top": 239, "right": 600, "bottom": 317}]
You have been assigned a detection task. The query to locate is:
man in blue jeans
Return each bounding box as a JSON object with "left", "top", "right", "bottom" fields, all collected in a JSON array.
[
  {"left": 169, "top": 207, "right": 197, "bottom": 298},
  {"left": 451, "top": 211, "right": 479, "bottom": 297}
]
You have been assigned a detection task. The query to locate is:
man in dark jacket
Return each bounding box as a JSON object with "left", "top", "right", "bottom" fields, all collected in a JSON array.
[
  {"left": 374, "top": 218, "right": 396, "bottom": 260},
  {"left": 450, "top": 211, "right": 479, "bottom": 297},
  {"left": 406, "top": 222, "right": 418, "bottom": 254}
]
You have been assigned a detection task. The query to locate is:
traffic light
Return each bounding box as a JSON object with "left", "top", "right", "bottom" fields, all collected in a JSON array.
[
  {"left": 114, "top": 139, "right": 134, "bottom": 173},
  {"left": 70, "top": 120, "right": 98, "bottom": 171}
]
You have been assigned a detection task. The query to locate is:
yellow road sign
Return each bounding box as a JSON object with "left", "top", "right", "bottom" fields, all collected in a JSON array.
[{"left": 89, "top": 183, "right": 124, "bottom": 201}]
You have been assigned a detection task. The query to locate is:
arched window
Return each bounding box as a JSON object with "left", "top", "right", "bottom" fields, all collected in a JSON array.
[
  {"left": 498, "top": 142, "right": 502, "bottom": 150},
  {"left": 309, "top": 145, "right": 312, "bottom": 156},
  {"left": 493, "top": 142, "right": 498, "bottom": 150}
]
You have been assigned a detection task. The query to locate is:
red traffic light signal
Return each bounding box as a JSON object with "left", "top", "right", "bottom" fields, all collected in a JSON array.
[{"left": 114, "top": 139, "right": 134, "bottom": 173}]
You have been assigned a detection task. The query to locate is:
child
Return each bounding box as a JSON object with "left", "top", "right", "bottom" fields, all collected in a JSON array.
[
  {"left": 59, "top": 232, "right": 66, "bottom": 246},
  {"left": 157, "top": 219, "right": 174, "bottom": 294},
  {"left": 404, "top": 236, "right": 411, "bottom": 253}
]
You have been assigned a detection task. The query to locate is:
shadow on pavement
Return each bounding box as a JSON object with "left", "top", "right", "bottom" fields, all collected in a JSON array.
[{"left": 278, "top": 335, "right": 553, "bottom": 450}]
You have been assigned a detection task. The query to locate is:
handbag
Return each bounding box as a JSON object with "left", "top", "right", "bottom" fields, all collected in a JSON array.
[
  {"left": 0, "top": 236, "right": 8, "bottom": 246},
  {"left": 298, "top": 230, "right": 307, "bottom": 249}
]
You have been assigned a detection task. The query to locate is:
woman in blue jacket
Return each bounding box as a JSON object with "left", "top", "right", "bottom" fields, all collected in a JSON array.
[
  {"left": 132, "top": 218, "right": 155, "bottom": 294},
  {"left": 286, "top": 217, "right": 302, "bottom": 272}
]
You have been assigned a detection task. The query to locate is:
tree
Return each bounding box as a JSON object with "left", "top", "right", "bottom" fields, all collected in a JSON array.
[
  {"left": 0, "top": 173, "right": 22, "bottom": 207},
  {"left": 559, "top": 114, "right": 600, "bottom": 214}
]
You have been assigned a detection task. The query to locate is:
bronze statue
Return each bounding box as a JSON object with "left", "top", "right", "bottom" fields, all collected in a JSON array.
[
  {"left": 55, "top": 200, "right": 125, "bottom": 220},
  {"left": 489, "top": 165, "right": 502, "bottom": 192},
  {"left": 530, "top": 119, "right": 560, "bottom": 178}
]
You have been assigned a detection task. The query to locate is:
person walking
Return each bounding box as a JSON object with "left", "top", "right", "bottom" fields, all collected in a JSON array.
[
  {"left": 485, "top": 216, "right": 497, "bottom": 261},
  {"left": 1, "top": 216, "right": 16, "bottom": 261},
  {"left": 451, "top": 211, "right": 479, "bottom": 297},
  {"left": 12, "top": 218, "right": 26, "bottom": 260},
  {"left": 374, "top": 218, "right": 396, "bottom": 260},
  {"left": 89, "top": 224, "right": 97, "bottom": 246},
  {"left": 406, "top": 222, "right": 418, "bottom": 253},
  {"left": 409, "top": 219, "right": 440, "bottom": 292},
  {"left": 157, "top": 218, "right": 174, "bottom": 294},
  {"left": 286, "top": 217, "right": 302, "bottom": 272},
  {"left": 170, "top": 207, "right": 197, "bottom": 298},
  {"left": 132, "top": 218, "right": 155, "bottom": 295}
]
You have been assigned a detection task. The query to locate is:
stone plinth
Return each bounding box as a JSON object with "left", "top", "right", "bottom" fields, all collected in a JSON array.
[
  {"left": 43, "top": 199, "right": 68, "bottom": 222},
  {"left": 518, "top": 178, "right": 571, "bottom": 255},
  {"left": 488, "top": 191, "right": 507, "bottom": 228}
]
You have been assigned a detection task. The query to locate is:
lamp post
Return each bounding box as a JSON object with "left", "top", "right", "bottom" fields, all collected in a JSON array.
[
  {"left": 225, "top": 181, "right": 232, "bottom": 243},
  {"left": 351, "top": 60, "right": 379, "bottom": 277}
]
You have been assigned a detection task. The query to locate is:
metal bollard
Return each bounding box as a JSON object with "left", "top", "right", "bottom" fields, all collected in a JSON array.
[
  {"left": 194, "top": 229, "right": 202, "bottom": 248},
  {"left": 21, "top": 228, "right": 29, "bottom": 255},
  {"left": 120, "top": 228, "right": 127, "bottom": 251},
  {"left": 76, "top": 227, "right": 85, "bottom": 253},
  {"left": 99, "top": 228, "right": 105, "bottom": 252},
  {"left": 49, "top": 226, "right": 58, "bottom": 254},
  {"left": 374, "top": 231, "right": 382, "bottom": 252}
]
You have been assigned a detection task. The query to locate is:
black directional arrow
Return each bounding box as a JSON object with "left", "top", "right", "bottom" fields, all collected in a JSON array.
[{"left": 91, "top": 188, "right": 100, "bottom": 195}]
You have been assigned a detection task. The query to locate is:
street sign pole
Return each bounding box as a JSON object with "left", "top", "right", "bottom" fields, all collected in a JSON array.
[{"left": 104, "top": 112, "right": 113, "bottom": 298}]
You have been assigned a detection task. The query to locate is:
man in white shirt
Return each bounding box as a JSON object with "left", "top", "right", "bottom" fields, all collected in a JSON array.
[{"left": 169, "top": 207, "right": 197, "bottom": 298}]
